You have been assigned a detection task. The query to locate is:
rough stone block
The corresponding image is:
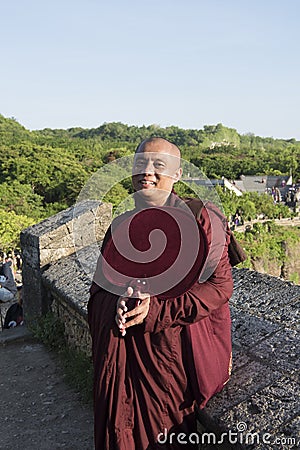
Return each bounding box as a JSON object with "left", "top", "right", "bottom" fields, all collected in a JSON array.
[
  {"left": 219, "top": 376, "right": 299, "bottom": 435},
  {"left": 258, "top": 297, "right": 300, "bottom": 331},
  {"left": 275, "top": 416, "right": 300, "bottom": 450},
  {"left": 21, "top": 200, "right": 112, "bottom": 324},
  {"left": 206, "top": 360, "right": 281, "bottom": 419},
  {"left": 231, "top": 345, "right": 252, "bottom": 370},
  {"left": 249, "top": 328, "right": 299, "bottom": 375},
  {"left": 230, "top": 306, "right": 280, "bottom": 349}
]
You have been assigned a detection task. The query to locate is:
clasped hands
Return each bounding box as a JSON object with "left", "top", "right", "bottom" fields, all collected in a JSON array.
[{"left": 115, "top": 286, "right": 150, "bottom": 336}]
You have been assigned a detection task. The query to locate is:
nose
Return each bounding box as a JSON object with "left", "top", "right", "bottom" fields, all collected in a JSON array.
[{"left": 144, "top": 160, "right": 155, "bottom": 175}]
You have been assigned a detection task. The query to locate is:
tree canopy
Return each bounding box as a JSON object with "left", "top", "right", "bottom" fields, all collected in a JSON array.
[{"left": 0, "top": 113, "right": 299, "bottom": 251}]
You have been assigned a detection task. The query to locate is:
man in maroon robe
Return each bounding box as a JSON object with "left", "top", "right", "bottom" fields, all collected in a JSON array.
[{"left": 88, "top": 137, "right": 233, "bottom": 449}]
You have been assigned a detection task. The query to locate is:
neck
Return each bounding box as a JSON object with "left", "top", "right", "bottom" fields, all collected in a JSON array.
[
  {"left": 133, "top": 191, "right": 171, "bottom": 209},
  {"left": 133, "top": 190, "right": 180, "bottom": 209}
]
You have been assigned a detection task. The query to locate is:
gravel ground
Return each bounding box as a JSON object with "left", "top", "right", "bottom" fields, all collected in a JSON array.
[{"left": 0, "top": 328, "right": 94, "bottom": 450}]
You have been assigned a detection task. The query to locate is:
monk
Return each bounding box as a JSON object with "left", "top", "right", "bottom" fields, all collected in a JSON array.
[{"left": 88, "top": 137, "right": 233, "bottom": 449}]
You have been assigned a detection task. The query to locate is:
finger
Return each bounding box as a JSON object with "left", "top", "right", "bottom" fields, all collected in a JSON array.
[
  {"left": 117, "top": 300, "right": 128, "bottom": 313},
  {"left": 125, "top": 308, "right": 148, "bottom": 326},
  {"left": 116, "top": 312, "right": 126, "bottom": 325},
  {"left": 115, "top": 314, "right": 124, "bottom": 329},
  {"left": 116, "top": 304, "right": 127, "bottom": 319},
  {"left": 123, "top": 286, "right": 133, "bottom": 297},
  {"left": 125, "top": 298, "right": 150, "bottom": 319},
  {"left": 125, "top": 313, "right": 146, "bottom": 329},
  {"left": 116, "top": 317, "right": 127, "bottom": 336},
  {"left": 115, "top": 306, "right": 127, "bottom": 327},
  {"left": 125, "top": 307, "right": 142, "bottom": 320}
]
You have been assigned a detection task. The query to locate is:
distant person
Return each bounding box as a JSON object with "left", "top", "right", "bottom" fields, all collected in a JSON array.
[
  {"left": 0, "top": 261, "right": 17, "bottom": 303},
  {"left": 3, "top": 286, "right": 24, "bottom": 328},
  {"left": 0, "top": 251, "right": 6, "bottom": 263},
  {"left": 15, "top": 252, "right": 22, "bottom": 273},
  {"left": 274, "top": 187, "right": 281, "bottom": 203}
]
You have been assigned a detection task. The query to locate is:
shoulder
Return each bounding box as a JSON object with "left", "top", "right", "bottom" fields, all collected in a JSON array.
[
  {"left": 101, "top": 209, "right": 135, "bottom": 251},
  {"left": 180, "top": 196, "right": 227, "bottom": 224},
  {"left": 3, "top": 262, "right": 11, "bottom": 275}
]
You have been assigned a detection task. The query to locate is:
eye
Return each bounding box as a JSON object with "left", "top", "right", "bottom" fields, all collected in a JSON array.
[
  {"left": 154, "top": 161, "right": 165, "bottom": 169},
  {"left": 135, "top": 160, "right": 145, "bottom": 167}
]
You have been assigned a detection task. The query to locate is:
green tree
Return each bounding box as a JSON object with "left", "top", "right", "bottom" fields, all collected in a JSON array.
[
  {"left": 0, "top": 180, "right": 45, "bottom": 220},
  {"left": 0, "top": 208, "right": 35, "bottom": 250}
]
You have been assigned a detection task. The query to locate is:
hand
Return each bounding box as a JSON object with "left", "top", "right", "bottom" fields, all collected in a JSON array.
[
  {"left": 115, "top": 287, "right": 150, "bottom": 336},
  {"left": 124, "top": 294, "right": 150, "bottom": 330}
]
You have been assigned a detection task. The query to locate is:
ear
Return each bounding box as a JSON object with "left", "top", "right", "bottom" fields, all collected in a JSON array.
[{"left": 173, "top": 167, "right": 182, "bottom": 183}]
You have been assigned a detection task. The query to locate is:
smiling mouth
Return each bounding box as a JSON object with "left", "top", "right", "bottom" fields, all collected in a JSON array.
[{"left": 140, "top": 180, "right": 156, "bottom": 187}]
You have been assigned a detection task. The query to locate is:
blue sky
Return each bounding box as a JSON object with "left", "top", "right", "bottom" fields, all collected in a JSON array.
[{"left": 1, "top": 0, "right": 300, "bottom": 139}]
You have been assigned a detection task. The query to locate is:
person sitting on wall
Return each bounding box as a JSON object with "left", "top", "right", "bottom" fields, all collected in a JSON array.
[{"left": 0, "top": 260, "right": 17, "bottom": 303}]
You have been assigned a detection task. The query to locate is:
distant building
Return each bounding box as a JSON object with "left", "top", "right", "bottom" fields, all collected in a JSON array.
[
  {"left": 183, "top": 174, "right": 294, "bottom": 200},
  {"left": 182, "top": 177, "right": 225, "bottom": 188},
  {"left": 182, "top": 177, "right": 243, "bottom": 196},
  {"left": 234, "top": 175, "right": 292, "bottom": 194}
]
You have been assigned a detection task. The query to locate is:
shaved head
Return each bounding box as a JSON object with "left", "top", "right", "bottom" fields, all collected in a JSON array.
[{"left": 135, "top": 137, "right": 181, "bottom": 164}]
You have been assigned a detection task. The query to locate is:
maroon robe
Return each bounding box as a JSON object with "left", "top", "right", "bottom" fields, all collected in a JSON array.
[{"left": 88, "top": 197, "right": 233, "bottom": 450}]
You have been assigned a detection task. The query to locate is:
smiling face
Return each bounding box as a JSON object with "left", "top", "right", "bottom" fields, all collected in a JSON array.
[{"left": 132, "top": 138, "right": 182, "bottom": 206}]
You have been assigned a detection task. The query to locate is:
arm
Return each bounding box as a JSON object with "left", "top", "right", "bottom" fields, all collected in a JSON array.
[
  {"left": 1, "top": 262, "right": 17, "bottom": 293},
  {"left": 143, "top": 203, "right": 233, "bottom": 334}
]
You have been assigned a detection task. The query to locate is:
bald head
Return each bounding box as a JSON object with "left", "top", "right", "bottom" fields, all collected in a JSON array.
[{"left": 135, "top": 137, "right": 181, "bottom": 162}]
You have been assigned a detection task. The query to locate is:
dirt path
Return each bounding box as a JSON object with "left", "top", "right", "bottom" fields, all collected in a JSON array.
[{"left": 0, "top": 328, "right": 94, "bottom": 450}]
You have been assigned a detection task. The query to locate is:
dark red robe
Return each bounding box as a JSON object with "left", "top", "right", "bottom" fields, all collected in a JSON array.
[{"left": 88, "top": 197, "right": 233, "bottom": 449}]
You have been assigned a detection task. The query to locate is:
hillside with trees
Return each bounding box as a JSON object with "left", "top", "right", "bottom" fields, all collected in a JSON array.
[{"left": 0, "top": 114, "right": 299, "bottom": 282}]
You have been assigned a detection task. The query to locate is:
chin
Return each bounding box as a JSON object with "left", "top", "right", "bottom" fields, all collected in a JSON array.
[
  {"left": 137, "top": 188, "right": 157, "bottom": 197},
  {"left": 135, "top": 189, "right": 169, "bottom": 206}
]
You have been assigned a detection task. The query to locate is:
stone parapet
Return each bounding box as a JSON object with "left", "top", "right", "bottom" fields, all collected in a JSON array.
[
  {"left": 20, "top": 200, "right": 112, "bottom": 325},
  {"left": 201, "top": 268, "right": 300, "bottom": 449},
  {"left": 41, "top": 244, "right": 97, "bottom": 355}
]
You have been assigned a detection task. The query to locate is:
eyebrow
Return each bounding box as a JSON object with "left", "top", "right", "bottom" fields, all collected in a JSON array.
[{"left": 134, "top": 155, "right": 168, "bottom": 163}]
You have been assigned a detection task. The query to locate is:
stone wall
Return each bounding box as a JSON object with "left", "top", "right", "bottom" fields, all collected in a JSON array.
[
  {"left": 41, "top": 244, "right": 97, "bottom": 355},
  {"left": 202, "top": 269, "right": 300, "bottom": 448},
  {"left": 20, "top": 200, "right": 112, "bottom": 327}
]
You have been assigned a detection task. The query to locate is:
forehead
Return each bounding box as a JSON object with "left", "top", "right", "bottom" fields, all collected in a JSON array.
[
  {"left": 134, "top": 151, "right": 172, "bottom": 161},
  {"left": 137, "top": 139, "right": 179, "bottom": 155},
  {"left": 133, "top": 152, "right": 181, "bottom": 170}
]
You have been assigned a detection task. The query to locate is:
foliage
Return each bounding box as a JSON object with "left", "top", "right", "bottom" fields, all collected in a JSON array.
[
  {"left": 215, "top": 186, "right": 292, "bottom": 221},
  {"left": 0, "top": 208, "right": 35, "bottom": 250},
  {"left": 236, "top": 222, "right": 300, "bottom": 282},
  {"left": 0, "top": 180, "right": 45, "bottom": 220},
  {"left": 0, "top": 114, "right": 299, "bottom": 254},
  {"left": 289, "top": 272, "right": 299, "bottom": 284},
  {"left": 103, "top": 182, "right": 131, "bottom": 211},
  {"left": 31, "top": 310, "right": 66, "bottom": 350}
]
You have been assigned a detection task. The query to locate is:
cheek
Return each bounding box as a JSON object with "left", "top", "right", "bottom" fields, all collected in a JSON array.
[
  {"left": 159, "top": 176, "right": 174, "bottom": 188},
  {"left": 132, "top": 175, "right": 139, "bottom": 189}
]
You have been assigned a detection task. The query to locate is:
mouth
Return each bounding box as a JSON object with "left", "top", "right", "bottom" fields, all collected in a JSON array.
[{"left": 140, "top": 180, "right": 156, "bottom": 188}]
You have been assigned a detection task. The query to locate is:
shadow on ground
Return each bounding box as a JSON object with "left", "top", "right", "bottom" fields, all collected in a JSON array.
[{"left": 0, "top": 326, "right": 94, "bottom": 450}]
